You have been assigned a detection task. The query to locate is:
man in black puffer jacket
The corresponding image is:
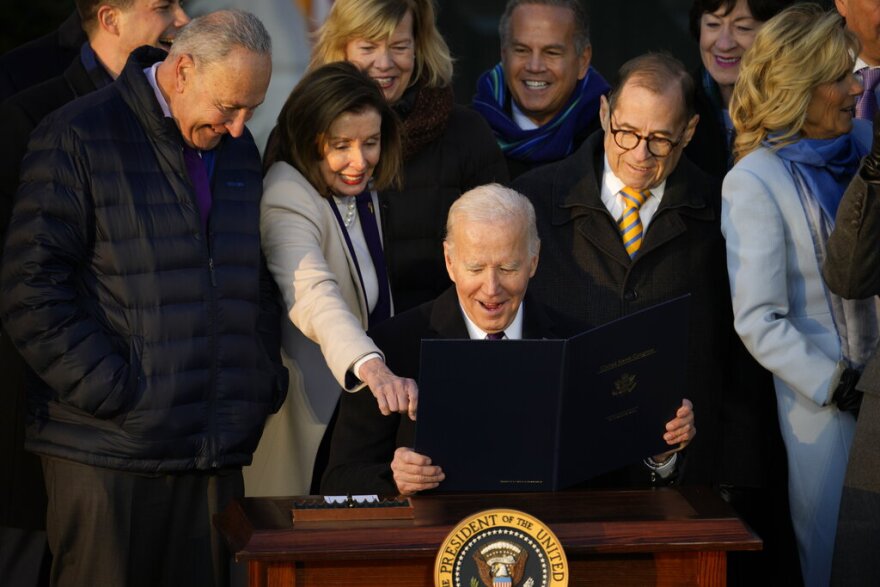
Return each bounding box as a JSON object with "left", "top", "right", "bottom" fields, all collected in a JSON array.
[{"left": 0, "top": 10, "right": 286, "bottom": 586}]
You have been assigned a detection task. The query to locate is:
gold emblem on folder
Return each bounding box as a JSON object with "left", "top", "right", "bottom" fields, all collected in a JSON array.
[{"left": 612, "top": 373, "right": 637, "bottom": 396}]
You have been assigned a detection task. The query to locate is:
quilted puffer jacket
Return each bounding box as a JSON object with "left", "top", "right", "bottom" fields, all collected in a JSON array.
[{"left": 0, "top": 47, "right": 286, "bottom": 473}]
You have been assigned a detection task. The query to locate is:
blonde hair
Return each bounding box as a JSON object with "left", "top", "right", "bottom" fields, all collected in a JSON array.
[
  {"left": 309, "top": 0, "right": 453, "bottom": 90},
  {"left": 730, "top": 4, "right": 859, "bottom": 161}
]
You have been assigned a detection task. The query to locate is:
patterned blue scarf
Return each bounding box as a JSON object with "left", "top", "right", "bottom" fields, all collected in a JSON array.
[
  {"left": 472, "top": 63, "right": 609, "bottom": 163},
  {"left": 771, "top": 121, "right": 878, "bottom": 370},
  {"left": 772, "top": 121, "right": 871, "bottom": 222}
]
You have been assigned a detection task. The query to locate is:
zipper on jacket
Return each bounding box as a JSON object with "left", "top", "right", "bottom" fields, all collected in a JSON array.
[
  {"left": 208, "top": 257, "right": 217, "bottom": 287},
  {"left": 205, "top": 230, "right": 219, "bottom": 466}
]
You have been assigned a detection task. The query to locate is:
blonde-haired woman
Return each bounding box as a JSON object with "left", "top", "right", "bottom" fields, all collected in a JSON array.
[
  {"left": 722, "top": 5, "right": 880, "bottom": 584},
  {"left": 310, "top": 0, "right": 508, "bottom": 311}
]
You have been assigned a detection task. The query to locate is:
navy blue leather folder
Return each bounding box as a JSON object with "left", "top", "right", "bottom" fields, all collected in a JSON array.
[{"left": 413, "top": 295, "right": 689, "bottom": 492}]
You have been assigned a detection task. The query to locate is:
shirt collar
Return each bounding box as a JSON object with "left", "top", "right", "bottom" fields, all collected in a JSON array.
[
  {"left": 601, "top": 153, "right": 666, "bottom": 204},
  {"left": 855, "top": 57, "right": 880, "bottom": 72},
  {"left": 461, "top": 302, "right": 525, "bottom": 340},
  {"left": 80, "top": 42, "right": 114, "bottom": 89},
  {"left": 511, "top": 100, "right": 540, "bottom": 131},
  {"left": 144, "top": 62, "right": 172, "bottom": 118}
]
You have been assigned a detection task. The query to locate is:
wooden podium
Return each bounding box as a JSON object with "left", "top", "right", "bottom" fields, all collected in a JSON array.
[{"left": 215, "top": 486, "right": 760, "bottom": 586}]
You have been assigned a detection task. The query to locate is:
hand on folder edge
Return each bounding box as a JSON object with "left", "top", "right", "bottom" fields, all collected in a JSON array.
[
  {"left": 391, "top": 447, "right": 445, "bottom": 496},
  {"left": 652, "top": 398, "right": 695, "bottom": 464}
]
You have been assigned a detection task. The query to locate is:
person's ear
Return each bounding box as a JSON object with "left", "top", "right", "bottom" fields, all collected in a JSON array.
[
  {"left": 681, "top": 114, "right": 700, "bottom": 148},
  {"left": 577, "top": 44, "right": 592, "bottom": 80},
  {"left": 528, "top": 245, "right": 539, "bottom": 278},
  {"left": 443, "top": 240, "right": 457, "bottom": 283},
  {"left": 174, "top": 54, "right": 196, "bottom": 93},
  {"left": 599, "top": 95, "right": 610, "bottom": 132},
  {"left": 96, "top": 4, "right": 121, "bottom": 36}
]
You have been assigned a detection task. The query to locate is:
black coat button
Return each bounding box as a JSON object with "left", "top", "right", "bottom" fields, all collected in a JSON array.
[{"left": 624, "top": 289, "right": 638, "bottom": 302}]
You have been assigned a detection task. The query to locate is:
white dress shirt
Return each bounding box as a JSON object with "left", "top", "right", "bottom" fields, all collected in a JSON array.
[
  {"left": 600, "top": 154, "right": 666, "bottom": 229},
  {"left": 461, "top": 303, "right": 525, "bottom": 340}
]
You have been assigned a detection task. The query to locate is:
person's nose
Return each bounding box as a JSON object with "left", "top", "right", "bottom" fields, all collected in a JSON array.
[
  {"left": 525, "top": 51, "right": 545, "bottom": 73},
  {"left": 482, "top": 270, "right": 502, "bottom": 296},
  {"left": 225, "top": 110, "right": 248, "bottom": 138},
  {"left": 715, "top": 25, "right": 737, "bottom": 51},
  {"left": 374, "top": 45, "right": 393, "bottom": 70},
  {"left": 348, "top": 146, "right": 367, "bottom": 171},
  {"left": 631, "top": 135, "right": 652, "bottom": 160},
  {"left": 174, "top": 3, "right": 191, "bottom": 28}
]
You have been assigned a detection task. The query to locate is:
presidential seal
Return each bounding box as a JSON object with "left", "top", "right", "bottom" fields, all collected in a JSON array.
[{"left": 435, "top": 509, "right": 568, "bottom": 587}]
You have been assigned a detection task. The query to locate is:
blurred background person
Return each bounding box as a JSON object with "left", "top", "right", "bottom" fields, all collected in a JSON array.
[
  {"left": 685, "top": 0, "right": 793, "bottom": 178},
  {"left": 308, "top": 0, "right": 508, "bottom": 312},
  {"left": 250, "top": 62, "right": 416, "bottom": 497},
  {"left": 722, "top": 5, "right": 879, "bottom": 585}
]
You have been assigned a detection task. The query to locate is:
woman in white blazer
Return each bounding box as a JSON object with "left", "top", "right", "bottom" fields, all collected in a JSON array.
[
  {"left": 721, "top": 7, "right": 880, "bottom": 585},
  {"left": 245, "top": 62, "right": 416, "bottom": 497}
]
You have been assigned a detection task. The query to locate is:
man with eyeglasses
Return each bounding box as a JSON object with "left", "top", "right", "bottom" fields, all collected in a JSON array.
[{"left": 513, "top": 53, "right": 731, "bottom": 488}]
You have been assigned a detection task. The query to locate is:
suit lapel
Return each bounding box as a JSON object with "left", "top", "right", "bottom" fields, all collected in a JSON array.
[
  {"left": 428, "top": 287, "right": 470, "bottom": 339},
  {"left": 522, "top": 293, "right": 560, "bottom": 339},
  {"left": 551, "top": 134, "right": 635, "bottom": 268},
  {"left": 639, "top": 158, "right": 715, "bottom": 258}
]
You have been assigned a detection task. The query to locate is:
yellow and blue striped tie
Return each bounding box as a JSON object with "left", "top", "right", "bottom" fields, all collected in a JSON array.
[{"left": 619, "top": 187, "right": 650, "bottom": 259}]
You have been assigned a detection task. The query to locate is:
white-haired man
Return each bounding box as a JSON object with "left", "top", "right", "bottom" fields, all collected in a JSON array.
[{"left": 320, "top": 183, "right": 694, "bottom": 496}]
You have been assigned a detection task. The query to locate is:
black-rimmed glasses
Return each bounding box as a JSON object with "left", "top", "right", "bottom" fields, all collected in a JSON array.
[{"left": 608, "top": 121, "right": 686, "bottom": 158}]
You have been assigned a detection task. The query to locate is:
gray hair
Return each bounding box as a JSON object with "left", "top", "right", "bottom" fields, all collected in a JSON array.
[
  {"left": 499, "top": 0, "right": 591, "bottom": 55},
  {"left": 446, "top": 183, "right": 540, "bottom": 257},
  {"left": 170, "top": 10, "right": 271, "bottom": 67}
]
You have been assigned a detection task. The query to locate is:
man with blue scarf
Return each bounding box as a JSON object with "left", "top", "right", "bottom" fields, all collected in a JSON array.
[{"left": 472, "top": 0, "right": 609, "bottom": 179}]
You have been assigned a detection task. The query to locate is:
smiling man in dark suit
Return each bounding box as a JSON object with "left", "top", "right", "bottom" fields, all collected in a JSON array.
[{"left": 321, "top": 183, "right": 694, "bottom": 496}]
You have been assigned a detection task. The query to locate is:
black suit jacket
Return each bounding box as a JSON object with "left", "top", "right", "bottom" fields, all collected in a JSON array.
[{"left": 320, "top": 287, "right": 566, "bottom": 495}]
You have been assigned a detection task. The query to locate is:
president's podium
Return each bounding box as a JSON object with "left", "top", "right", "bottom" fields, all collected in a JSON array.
[{"left": 215, "top": 486, "right": 760, "bottom": 586}]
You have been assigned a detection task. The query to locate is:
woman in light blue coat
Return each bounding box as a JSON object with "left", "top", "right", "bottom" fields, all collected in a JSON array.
[{"left": 722, "top": 5, "right": 880, "bottom": 585}]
